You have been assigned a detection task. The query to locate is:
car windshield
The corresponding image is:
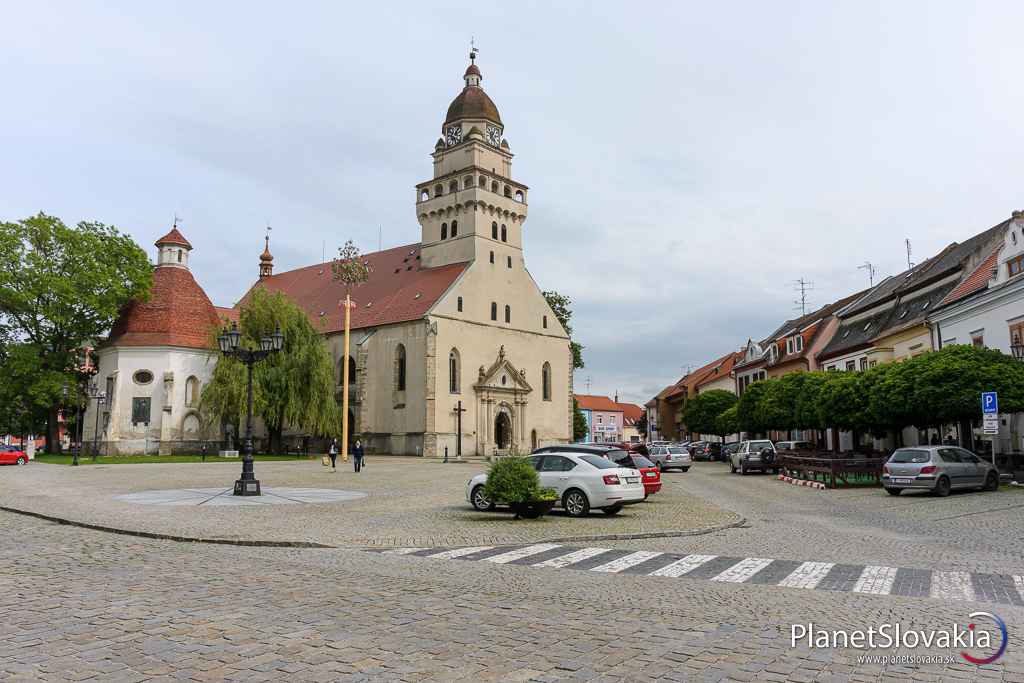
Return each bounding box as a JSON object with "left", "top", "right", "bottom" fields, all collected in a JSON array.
[
  {"left": 606, "top": 449, "right": 628, "bottom": 460},
  {"left": 667, "top": 447, "right": 687, "bottom": 454},
  {"left": 632, "top": 456, "right": 655, "bottom": 468},
  {"left": 580, "top": 455, "right": 619, "bottom": 469},
  {"left": 749, "top": 441, "right": 773, "bottom": 450},
  {"left": 890, "top": 449, "right": 931, "bottom": 463}
]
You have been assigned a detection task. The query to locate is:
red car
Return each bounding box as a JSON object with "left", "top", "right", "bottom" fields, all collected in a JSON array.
[
  {"left": 0, "top": 445, "right": 28, "bottom": 466},
  {"left": 608, "top": 452, "right": 661, "bottom": 497}
]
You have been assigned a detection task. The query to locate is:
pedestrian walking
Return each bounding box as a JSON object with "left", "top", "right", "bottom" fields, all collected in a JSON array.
[
  {"left": 328, "top": 438, "right": 338, "bottom": 472},
  {"left": 353, "top": 439, "right": 365, "bottom": 473}
]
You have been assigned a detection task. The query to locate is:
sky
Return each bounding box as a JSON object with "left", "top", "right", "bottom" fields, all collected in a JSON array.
[{"left": 2, "top": 1, "right": 1022, "bottom": 405}]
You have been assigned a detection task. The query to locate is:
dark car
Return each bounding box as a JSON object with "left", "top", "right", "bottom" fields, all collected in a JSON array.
[
  {"left": 722, "top": 442, "right": 741, "bottom": 459},
  {"left": 692, "top": 442, "right": 724, "bottom": 461},
  {"left": 687, "top": 441, "right": 707, "bottom": 458},
  {"left": 608, "top": 442, "right": 650, "bottom": 456}
]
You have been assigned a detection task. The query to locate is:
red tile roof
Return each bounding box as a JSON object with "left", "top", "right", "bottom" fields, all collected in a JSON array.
[
  {"left": 107, "top": 266, "right": 220, "bottom": 350},
  {"left": 238, "top": 243, "right": 469, "bottom": 333},
  {"left": 615, "top": 402, "right": 644, "bottom": 425},
  {"left": 940, "top": 245, "right": 1000, "bottom": 306},
  {"left": 694, "top": 351, "right": 741, "bottom": 390},
  {"left": 154, "top": 227, "right": 192, "bottom": 249},
  {"left": 214, "top": 306, "right": 240, "bottom": 325},
  {"left": 574, "top": 394, "right": 622, "bottom": 412}
]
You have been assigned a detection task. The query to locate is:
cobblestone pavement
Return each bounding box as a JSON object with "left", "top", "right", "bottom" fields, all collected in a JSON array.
[
  {"left": 600, "top": 463, "right": 1024, "bottom": 575},
  {"left": 2, "top": 512, "right": 1023, "bottom": 682},
  {"left": 0, "top": 459, "right": 739, "bottom": 547}
]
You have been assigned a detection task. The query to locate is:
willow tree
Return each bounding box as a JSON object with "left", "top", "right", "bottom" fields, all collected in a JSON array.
[{"left": 201, "top": 289, "right": 339, "bottom": 452}]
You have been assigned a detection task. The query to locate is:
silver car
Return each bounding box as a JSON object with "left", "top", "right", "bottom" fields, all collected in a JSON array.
[
  {"left": 882, "top": 446, "right": 999, "bottom": 497},
  {"left": 647, "top": 445, "right": 691, "bottom": 472},
  {"left": 729, "top": 440, "right": 777, "bottom": 475}
]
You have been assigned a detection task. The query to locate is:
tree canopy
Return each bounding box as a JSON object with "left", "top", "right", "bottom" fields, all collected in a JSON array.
[
  {"left": 0, "top": 213, "right": 152, "bottom": 450},
  {"left": 572, "top": 398, "right": 588, "bottom": 441},
  {"left": 543, "top": 290, "right": 584, "bottom": 370},
  {"left": 200, "top": 289, "right": 340, "bottom": 451},
  {"left": 682, "top": 389, "right": 738, "bottom": 437}
]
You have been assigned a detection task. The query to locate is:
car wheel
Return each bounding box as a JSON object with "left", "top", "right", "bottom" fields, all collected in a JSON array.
[
  {"left": 729, "top": 463, "right": 736, "bottom": 474},
  {"left": 933, "top": 476, "right": 951, "bottom": 497},
  {"left": 983, "top": 472, "right": 999, "bottom": 492},
  {"left": 563, "top": 489, "right": 590, "bottom": 517},
  {"left": 470, "top": 485, "right": 495, "bottom": 512},
  {"left": 602, "top": 505, "right": 622, "bottom": 516},
  {"left": 16, "top": 456, "right": 26, "bottom": 466},
  {"left": 679, "top": 467, "right": 690, "bottom": 472},
  {"left": 884, "top": 487, "right": 901, "bottom": 496},
  {"left": 740, "top": 465, "right": 747, "bottom": 475}
]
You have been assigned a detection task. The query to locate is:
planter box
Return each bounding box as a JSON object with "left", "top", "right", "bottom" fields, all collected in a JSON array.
[{"left": 509, "top": 499, "right": 556, "bottom": 519}]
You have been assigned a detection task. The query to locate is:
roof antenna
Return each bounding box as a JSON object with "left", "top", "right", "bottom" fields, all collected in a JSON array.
[
  {"left": 905, "top": 238, "right": 914, "bottom": 269},
  {"left": 858, "top": 261, "right": 876, "bottom": 287},
  {"left": 793, "top": 277, "right": 814, "bottom": 315}
]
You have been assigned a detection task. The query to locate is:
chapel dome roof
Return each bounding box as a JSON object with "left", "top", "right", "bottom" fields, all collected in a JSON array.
[{"left": 107, "top": 266, "right": 220, "bottom": 350}]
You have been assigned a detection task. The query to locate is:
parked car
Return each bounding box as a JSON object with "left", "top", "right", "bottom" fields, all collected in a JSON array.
[
  {"left": 687, "top": 441, "right": 707, "bottom": 458},
  {"left": 691, "top": 441, "right": 724, "bottom": 461},
  {"left": 467, "top": 453, "right": 646, "bottom": 516},
  {"left": 606, "top": 451, "right": 661, "bottom": 497},
  {"left": 882, "top": 446, "right": 999, "bottom": 497},
  {"left": 729, "top": 440, "right": 777, "bottom": 475},
  {"left": 0, "top": 445, "right": 28, "bottom": 466},
  {"left": 647, "top": 445, "right": 692, "bottom": 472},
  {"left": 721, "top": 442, "right": 741, "bottom": 460},
  {"left": 775, "top": 440, "right": 814, "bottom": 452}
]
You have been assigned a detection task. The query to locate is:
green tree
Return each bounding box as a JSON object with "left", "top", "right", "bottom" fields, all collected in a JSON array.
[
  {"left": 716, "top": 405, "right": 739, "bottom": 437},
  {"left": 792, "top": 372, "right": 828, "bottom": 431},
  {"left": 543, "top": 290, "right": 584, "bottom": 370},
  {"left": 572, "top": 398, "right": 588, "bottom": 441},
  {"left": 681, "top": 389, "right": 738, "bottom": 438},
  {"left": 0, "top": 213, "right": 152, "bottom": 451},
  {"left": 332, "top": 239, "right": 370, "bottom": 293},
  {"left": 905, "top": 345, "right": 1024, "bottom": 425},
  {"left": 201, "top": 289, "right": 340, "bottom": 452},
  {"left": 736, "top": 380, "right": 772, "bottom": 435},
  {"left": 815, "top": 370, "right": 868, "bottom": 433}
]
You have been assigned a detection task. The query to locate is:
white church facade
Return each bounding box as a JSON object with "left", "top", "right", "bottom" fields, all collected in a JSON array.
[{"left": 85, "top": 56, "right": 573, "bottom": 456}]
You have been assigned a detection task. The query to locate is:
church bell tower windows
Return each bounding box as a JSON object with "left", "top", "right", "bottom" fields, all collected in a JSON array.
[
  {"left": 441, "top": 223, "right": 447, "bottom": 240},
  {"left": 500, "top": 225, "right": 507, "bottom": 242},
  {"left": 490, "top": 302, "right": 497, "bottom": 321}
]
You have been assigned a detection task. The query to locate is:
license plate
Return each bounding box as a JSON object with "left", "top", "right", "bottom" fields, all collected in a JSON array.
[
  {"left": 626, "top": 477, "right": 639, "bottom": 484},
  {"left": 892, "top": 477, "right": 914, "bottom": 484},
  {"left": 645, "top": 472, "right": 656, "bottom": 478}
]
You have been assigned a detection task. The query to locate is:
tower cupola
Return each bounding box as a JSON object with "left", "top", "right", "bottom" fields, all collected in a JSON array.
[
  {"left": 259, "top": 235, "right": 274, "bottom": 279},
  {"left": 154, "top": 223, "right": 193, "bottom": 269}
]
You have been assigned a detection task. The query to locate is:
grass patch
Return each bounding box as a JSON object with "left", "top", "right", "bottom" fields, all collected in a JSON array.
[{"left": 33, "top": 454, "right": 314, "bottom": 466}]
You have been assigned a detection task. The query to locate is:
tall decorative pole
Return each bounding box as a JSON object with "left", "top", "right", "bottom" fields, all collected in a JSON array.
[
  {"left": 332, "top": 240, "right": 370, "bottom": 460},
  {"left": 341, "top": 293, "right": 352, "bottom": 463}
]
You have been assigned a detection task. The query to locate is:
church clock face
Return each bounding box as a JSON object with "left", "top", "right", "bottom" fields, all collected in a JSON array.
[
  {"left": 486, "top": 124, "right": 501, "bottom": 147},
  {"left": 445, "top": 125, "right": 463, "bottom": 146}
]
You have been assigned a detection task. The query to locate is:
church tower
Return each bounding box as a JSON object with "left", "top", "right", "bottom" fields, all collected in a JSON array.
[
  {"left": 259, "top": 235, "right": 274, "bottom": 279},
  {"left": 417, "top": 51, "right": 529, "bottom": 269}
]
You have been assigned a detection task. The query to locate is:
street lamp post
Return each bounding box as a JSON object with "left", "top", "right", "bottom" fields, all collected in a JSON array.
[
  {"left": 217, "top": 321, "right": 285, "bottom": 496},
  {"left": 86, "top": 382, "right": 106, "bottom": 461}
]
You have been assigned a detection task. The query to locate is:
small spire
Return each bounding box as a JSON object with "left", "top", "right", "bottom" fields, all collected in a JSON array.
[{"left": 259, "top": 227, "right": 274, "bottom": 279}]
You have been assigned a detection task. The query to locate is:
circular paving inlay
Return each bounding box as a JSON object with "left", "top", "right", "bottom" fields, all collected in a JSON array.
[{"left": 113, "top": 487, "right": 367, "bottom": 507}]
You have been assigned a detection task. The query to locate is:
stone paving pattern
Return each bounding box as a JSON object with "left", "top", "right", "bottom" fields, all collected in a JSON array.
[
  {"left": 1, "top": 511, "right": 1023, "bottom": 682},
  {"left": 0, "top": 458, "right": 740, "bottom": 547}
]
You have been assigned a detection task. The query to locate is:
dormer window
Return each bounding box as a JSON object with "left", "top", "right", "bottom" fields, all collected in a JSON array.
[
  {"left": 795, "top": 336, "right": 803, "bottom": 352},
  {"left": 1008, "top": 255, "right": 1024, "bottom": 278}
]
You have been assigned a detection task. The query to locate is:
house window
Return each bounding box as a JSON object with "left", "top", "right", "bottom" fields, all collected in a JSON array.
[
  {"left": 457, "top": 296, "right": 463, "bottom": 312},
  {"left": 133, "top": 370, "right": 153, "bottom": 385},
  {"left": 490, "top": 302, "right": 497, "bottom": 321},
  {"left": 491, "top": 222, "right": 498, "bottom": 239},
  {"left": 542, "top": 362, "right": 551, "bottom": 401},
  {"left": 795, "top": 336, "right": 803, "bottom": 352},
  {"left": 846, "top": 361, "right": 856, "bottom": 371},
  {"left": 827, "top": 365, "right": 837, "bottom": 371},
  {"left": 1009, "top": 322, "right": 1024, "bottom": 347},
  {"left": 501, "top": 225, "right": 507, "bottom": 242},
  {"left": 1008, "top": 255, "right": 1024, "bottom": 278},
  {"left": 543, "top": 315, "right": 547, "bottom": 329},
  {"left": 105, "top": 376, "right": 115, "bottom": 404},
  {"left": 869, "top": 360, "right": 878, "bottom": 368},
  {"left": 395, "top": 344, "right": 406, "bottom": 391},
  {"left": 971, "top": 332, "right": 985, "bottom": 348},
  {"left": 185, "top": 376, "right": 199, "bottom": 406},
  {"left": 859, "top": 358, "right": 868, "bottom": 371},
  {"left": 597, "top": 416, "right": 602, "bottom": 424},
  {"left": 449, "top": 348, "right": 460, "bottom": 394},
  {"left": 131, "top": 397, "right": 151, "bottom": 425},
  {"left": 786, "top": 339, "right": 793, "bottom": 355},
  {"left": 177, "top": 249, "right": 182, "bottom": 263},
  {"left": 451, "top": 220, "right": 458, "bottom": 237},
  {"left": 504, "top": 305, "right": 511, "bottom": 323},
  {"left": 441, "top": 223, "right": 447, "bottom": 240}
]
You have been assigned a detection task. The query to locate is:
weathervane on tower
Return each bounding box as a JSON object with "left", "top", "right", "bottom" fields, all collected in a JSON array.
[{"left": 470, "top": 37, "right": 478, "bottom": 63}]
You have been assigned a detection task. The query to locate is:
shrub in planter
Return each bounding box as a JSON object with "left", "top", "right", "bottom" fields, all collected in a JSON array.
[{"left": 483, "top": 458, "right": 556, "bottom": 519}]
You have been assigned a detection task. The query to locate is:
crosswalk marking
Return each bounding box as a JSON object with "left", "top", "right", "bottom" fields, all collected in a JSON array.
[
  {"left": 425, "top": 546, "right": 494, "bottom": 559},
  {"left": 853, "top": 565, "right": 898, "bottom": 595},
  {"left": 484, "top": 543, "right": 562, "bottom": 564},
  {"left": 590, "top": 551, "right": 663, "bottom": 574},
  {"left": 649, "top": 554, "right": 718, "bottom": 578},
  {"left": 778, "top": 562, "right": 835, "bottom": 589},
  {"left": 711, "top": 557, "right": 774, "bottom": 583},
  {"left": 534, "top": 547, "right": 610, "bottom": 568},
  {"left": 383, "top": 547, "right": 428, "bottom": 555},
  {"left": 1014, "top": 576, "right": 1024, "bottom": 602},
  {"left": 930, "top": 571, "right": 975, "bottom": 602}
]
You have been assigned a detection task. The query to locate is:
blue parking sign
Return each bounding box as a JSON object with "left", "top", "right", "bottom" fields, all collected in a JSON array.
[{"left": 982, "top": 392, "right": 998, "bottom": 414}]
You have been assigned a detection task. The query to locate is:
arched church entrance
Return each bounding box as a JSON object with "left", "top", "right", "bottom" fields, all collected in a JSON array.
[{"left": 495, "top": 412, "right": 512, "bottom": 450}]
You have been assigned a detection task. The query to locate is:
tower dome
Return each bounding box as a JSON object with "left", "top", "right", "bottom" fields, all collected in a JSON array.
[{"left": 444, "top": 59, "right": 502, "bottom": 126}]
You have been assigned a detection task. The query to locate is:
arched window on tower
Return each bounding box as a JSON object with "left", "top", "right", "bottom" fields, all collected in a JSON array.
[
  {"left": 434, "top": 184, "right": 443, "bottom": 197},
  {"left": 395, "top": 344, "right": 406, "bottom": 391},
  {"left": 501, "top": 225, "right": 507, "bottom": 242},
  {"left": 464, "top": 176, "right": 473, "bottom": 189},
  {"left": 449, "top": 181, "right": 458, "bottom": 194},
  {"left": 451, "top": 220, "right": 458, "bottom": 237},
  {"left": 478, "top": 176, "right": 486, "bottom": 188},
  {"left": 542, "top": 362, "right": 552, "bottom": 401},
  {"left": 491, "top": 222, "right": 498, "bottom": 239},
  {"left": 457, "top": 296, "right": 463, "bottom": 312},
  {"left": 177, "top": 249, "right": 182, "bottom": 263},
  {"left": 185, "top": 376, "right": 199, "bottom": 406},
  {"left": 507, "top": 256, "right": 512, "bottom": 268},
  {"left": 491, "top": 181, "right": 499, "bottom": 193},
  {"left": 420, "top": 189, "right": 429, "bottom": 202},
  {"left": 449, "top": 348, "right": 460, "bottom": 394},
  {"left": 543, "top": 315, "right": 548, "bottom": 329},
  {"left": 504, "top": 185, "right": 512, "bottom": 198},
  {"left": 515, "top": 190, "right": 524, "bottom": 202},
  {"left": 490, "top": 302, "right": 497, "bottom": 321},
  {"left": 504, "top": 305, "right": 511, "bottom": 323},
  {"left": 441, "top": 223, "right": 447, "bottom": 240},
  {"left": 489, "top": 251, "right": 494, "bottom": 264}
]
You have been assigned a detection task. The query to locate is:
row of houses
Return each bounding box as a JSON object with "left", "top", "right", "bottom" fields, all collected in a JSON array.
[
  {"left": 647, "top": 210, "right": 1024, "bottom": 457},
  {"left": 574, "top": 394, "right": 644, "bottom": 444}
]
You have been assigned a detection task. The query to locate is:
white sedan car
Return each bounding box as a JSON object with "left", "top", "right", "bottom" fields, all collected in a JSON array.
[{"left": 466, "top": 452, "right": 645, "bottom": 517}]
